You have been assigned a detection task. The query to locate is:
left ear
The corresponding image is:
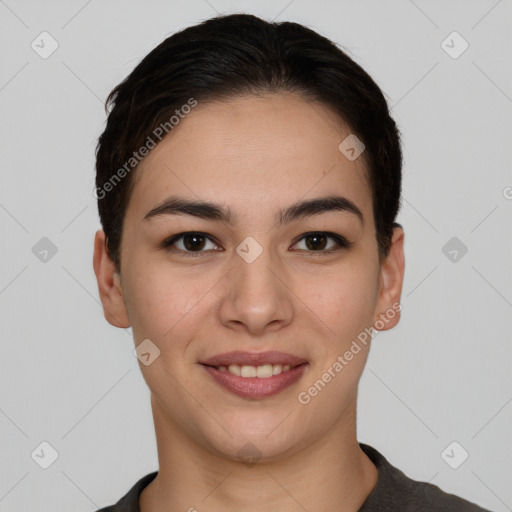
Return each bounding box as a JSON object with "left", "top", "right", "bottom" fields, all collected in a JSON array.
[{"left": 373, "top": 225, "right": 405, "bottom": 331}]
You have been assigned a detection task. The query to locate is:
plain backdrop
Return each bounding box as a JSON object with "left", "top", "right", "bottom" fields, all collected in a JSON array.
[{"left": 0, "top": 1, "right": 511, "bottom": 510}]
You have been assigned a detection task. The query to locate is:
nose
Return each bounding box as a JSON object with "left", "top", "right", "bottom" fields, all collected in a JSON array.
[{"left": 218, "top": 244, "right": 294, "bottom": 336}]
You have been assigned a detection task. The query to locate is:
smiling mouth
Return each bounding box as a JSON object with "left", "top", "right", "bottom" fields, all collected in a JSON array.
[
  {"left": 201, "top": 362, "right": 308, "bottom": 399},
  {"left": 199, "top": 350, "right": 308, "bottom": 398},
  {"left": 206, "top": 363, "right": 296, "bottom": 378}
]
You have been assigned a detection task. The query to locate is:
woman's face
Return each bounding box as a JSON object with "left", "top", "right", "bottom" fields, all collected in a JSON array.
[{"left": 96, "top": 92, "right": 403, "bottom": 462}]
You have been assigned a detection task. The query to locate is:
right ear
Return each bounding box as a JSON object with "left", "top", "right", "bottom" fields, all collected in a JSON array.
[{"left": 93, "top": 229, "right": 130, "bottom": 328}]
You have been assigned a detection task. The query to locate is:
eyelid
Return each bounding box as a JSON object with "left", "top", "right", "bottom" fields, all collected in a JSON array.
[
  {"left": 162, "top": 231, "right": 222, "bottom": 256},
  {"left": 290, "top": 232, "right": 353, "bottom": 252},
  {"left": 162, "top": 231, "right": 352, "bottom": 256}
]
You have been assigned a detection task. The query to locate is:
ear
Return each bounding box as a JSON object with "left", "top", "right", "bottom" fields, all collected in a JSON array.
[
  {"left": 373, "top": 226, "right": 405, "bottom": 331},
  {"left": 93, "top": 229, "right": 130, "bottom": 328}
]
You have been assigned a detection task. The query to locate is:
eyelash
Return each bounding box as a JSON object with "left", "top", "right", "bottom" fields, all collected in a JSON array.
[{"left": 161, "top": 231, "right": 353, "bottom": 257}]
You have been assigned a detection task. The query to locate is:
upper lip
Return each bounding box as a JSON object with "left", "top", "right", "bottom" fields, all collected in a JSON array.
[{"left": 200, "top": 351, "right": 307, "bottom": 367}]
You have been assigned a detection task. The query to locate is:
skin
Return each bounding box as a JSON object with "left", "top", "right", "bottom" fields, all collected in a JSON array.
[{"left": 93, "top": 92, "right": 405, "bottom": 511}]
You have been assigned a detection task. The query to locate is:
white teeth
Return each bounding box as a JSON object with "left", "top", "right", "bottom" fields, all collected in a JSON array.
[
  {"left": 256, "top": 364, "right": 273, "bottom": 378},
  {"left": 228, "top": 364, "right": 241, "bottom": 376},
  {"left": 219, "top": 363, "right": 294, "bottom": 378},
  {"left": 272, "top": 364, "right": 283, "bottom": 375},
  {"left": 241, "top": 365, "right": 256, "bottom": 377}
]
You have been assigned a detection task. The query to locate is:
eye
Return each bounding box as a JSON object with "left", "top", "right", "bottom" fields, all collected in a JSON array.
[
  {"left": 162, "top": 232, "right": 221, "bottom": 256},
  {"left": 291, "top": 232, "right": 352, "bottom": 253},
  {"left": 162, "top": 230, "right": 352, "bottom": 257}
]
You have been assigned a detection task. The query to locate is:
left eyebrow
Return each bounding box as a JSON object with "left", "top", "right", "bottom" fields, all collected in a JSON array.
[
  {"left": 277, "top": 195, "right": 363, "bottom": 227},
  {"left": 143, "top": 195, "right": 363, "bottom": 226}
]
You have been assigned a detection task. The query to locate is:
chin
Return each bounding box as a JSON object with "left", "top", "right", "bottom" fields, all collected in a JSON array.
[{"left": 194, "top": 410, "right": 307, "bottom": 463}]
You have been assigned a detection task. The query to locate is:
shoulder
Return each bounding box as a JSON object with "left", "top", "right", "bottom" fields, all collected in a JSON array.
[
  {"left": 94, "top": 471, "right": 158, "bottom": 512},
  {"left": 358, "top": 443, "right": 492, "bottom": 512}
]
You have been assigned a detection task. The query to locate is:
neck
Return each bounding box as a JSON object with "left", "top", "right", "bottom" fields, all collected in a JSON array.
[{"left": 140, "top": 394, "right": 378, "bottom": 512}]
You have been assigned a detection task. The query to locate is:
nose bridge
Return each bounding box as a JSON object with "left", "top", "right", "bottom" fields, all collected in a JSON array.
[
  {"left": 236, "top": 242, "right": 278, "bottom": 293},
  {"left": 234, "top": 238, "right": 282, "bottom": 302}
]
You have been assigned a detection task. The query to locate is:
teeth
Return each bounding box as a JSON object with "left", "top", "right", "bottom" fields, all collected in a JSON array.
[
  {"left": 241, "top": 365, "right": 256, "bottom": 377},
  {"left": 228, "top": 364, "right": 241, "bottom": 376},
  {"left": 256, "top": 364, "right": 273, "bottom": 378},
  {"left": 219, "top": 363, "right": 294, "bottom": 378},
  {"left": 272, "top": 364, "right": 282, "bottom": 375}
]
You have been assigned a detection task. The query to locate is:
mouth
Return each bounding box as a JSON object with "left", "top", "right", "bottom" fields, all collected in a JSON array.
[
  {"left": 208, "top": 363, "right": 296, "bottom": 378},
  {"left": 199, "top": 351, "right": 308, "bottom": 399}
]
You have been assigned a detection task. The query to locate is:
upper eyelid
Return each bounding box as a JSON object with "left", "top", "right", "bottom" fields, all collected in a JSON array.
[{"left": 164, "top": 231, "right": 220, "bottom": 247}]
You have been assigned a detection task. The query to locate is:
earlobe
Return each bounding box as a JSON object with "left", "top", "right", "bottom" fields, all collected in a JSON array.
[
  {"left": 374, "top": 226, "right": 405, "bottom": 331},
  {"left": 93, "top": 229, "right": 131, "bottom": 328}
]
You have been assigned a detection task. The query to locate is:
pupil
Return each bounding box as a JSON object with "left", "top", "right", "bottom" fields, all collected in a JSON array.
[
  {"left": 306, "top": 233, "right": 326, "bottom": 250},
  {"left": 184, "top": 234, "right": 205, "bottom": 251}
]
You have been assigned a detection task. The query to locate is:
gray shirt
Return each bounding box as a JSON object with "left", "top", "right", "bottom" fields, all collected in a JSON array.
[{"left": 95, "top": 443, "right": 492, "bottom": 511}]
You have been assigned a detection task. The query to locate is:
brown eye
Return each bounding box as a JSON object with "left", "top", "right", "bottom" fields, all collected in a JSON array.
[
  {"left": 162, "top": 232, "right": 220, "bottom": 255},
  {"left": 181, "top": 233, "right": 207, "bottom": 251},
  {"left": 305, "top": 233, "right": 328, "bottom": 250},
  {"left": 292, "top": 232, "right": 351, "bottom": 252}
]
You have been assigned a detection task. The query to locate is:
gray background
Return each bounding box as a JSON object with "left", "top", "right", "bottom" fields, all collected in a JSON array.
[{"left": 0, "top": 0, "right": 511, "bottom": 510}]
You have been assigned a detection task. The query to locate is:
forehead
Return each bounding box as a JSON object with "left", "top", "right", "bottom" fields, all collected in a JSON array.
[{"left": 128, "top": 92, "right": 373, "bottom": 223}]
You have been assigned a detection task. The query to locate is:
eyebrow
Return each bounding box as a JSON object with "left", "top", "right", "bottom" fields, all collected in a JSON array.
[{"left": 143, "top": 195, "right": 363, "bottom": 226}]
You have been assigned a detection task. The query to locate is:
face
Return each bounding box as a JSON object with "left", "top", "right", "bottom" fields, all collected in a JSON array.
[{"left": 94, "top": 92, "right": 404, "bottom": 462}]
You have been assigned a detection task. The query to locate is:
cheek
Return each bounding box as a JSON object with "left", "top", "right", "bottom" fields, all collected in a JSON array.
[
  {"left": 123, "top": 267, "right": 207, "bottom": 342},
  {"left": 296, "top": 262, "right": 379, "bottom": 416},
  {"left": 305, "top": 259, "right": 380, "bottom": 340}
]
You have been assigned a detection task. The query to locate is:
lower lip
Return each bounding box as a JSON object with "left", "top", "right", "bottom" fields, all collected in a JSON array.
[{"left": 201, "top": 364, "right": 308, "bottom": 399}]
